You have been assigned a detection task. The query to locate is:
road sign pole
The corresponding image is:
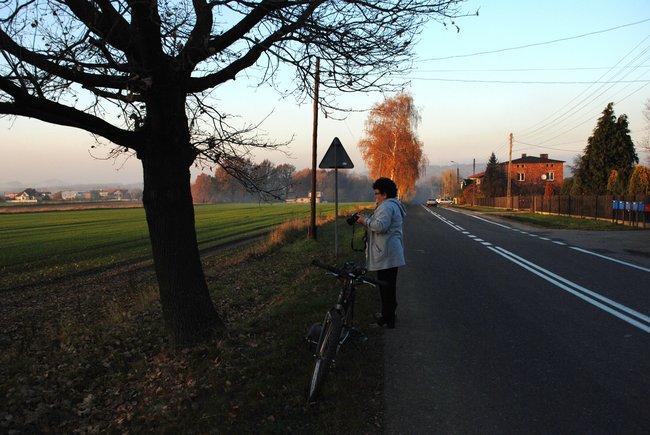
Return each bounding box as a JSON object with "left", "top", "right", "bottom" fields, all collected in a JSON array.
[
  {"left": 334, "top": 143, "right": 339, "bottom": 259},
  {"left": 318, "top": 137, "right": 354, "bottom": 261},
  {"left": 335, "top": 166, "right": 339, "bottom": 260}
]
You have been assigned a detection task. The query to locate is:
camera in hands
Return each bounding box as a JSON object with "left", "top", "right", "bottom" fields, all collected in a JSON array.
[{"left": 346, "top": 212, "right": 360, "bottom": 225}]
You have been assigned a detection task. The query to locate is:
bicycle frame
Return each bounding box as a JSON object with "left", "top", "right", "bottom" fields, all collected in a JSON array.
[
  {"left": 326, "top": 275, "right": 357, "bottom": 347},
  {"left": 307, "top": 260, "right": 377, "bottom": 402}
]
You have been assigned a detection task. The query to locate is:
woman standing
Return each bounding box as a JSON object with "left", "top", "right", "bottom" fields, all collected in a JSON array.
[{"left": 357, "top": 177, "right": 406, "bottom": 329}]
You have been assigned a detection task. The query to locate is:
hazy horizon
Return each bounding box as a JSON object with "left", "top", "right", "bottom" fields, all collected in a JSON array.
[{"left": 2, "top": 0, "right": 649, "bottom": 188}]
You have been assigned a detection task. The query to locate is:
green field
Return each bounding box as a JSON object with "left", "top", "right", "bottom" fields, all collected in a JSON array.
[{"left": 0, "top": 203, "right": 366, "bottom": 290}]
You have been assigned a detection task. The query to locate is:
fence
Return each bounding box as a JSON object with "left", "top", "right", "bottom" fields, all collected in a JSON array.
[{"left": 474, "top": 194, "right": 650, "bottom": 227}]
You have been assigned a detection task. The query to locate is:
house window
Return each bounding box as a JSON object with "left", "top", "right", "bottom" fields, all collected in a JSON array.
[
  {"left": 546, "top": 172, "right": 555, "bottom": 181},
  {"left": 516, "top": 173, "right": 525, "bottom": 181}
]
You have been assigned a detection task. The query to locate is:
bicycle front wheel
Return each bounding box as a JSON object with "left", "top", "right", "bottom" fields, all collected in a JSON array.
[{"left": 307, "top": 308, "right": 343, "bottom": 402}]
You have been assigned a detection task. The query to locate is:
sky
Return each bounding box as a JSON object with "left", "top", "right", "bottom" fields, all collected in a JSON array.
[{"left": 1, "top": 0, "right": 649, "bottom": 187}]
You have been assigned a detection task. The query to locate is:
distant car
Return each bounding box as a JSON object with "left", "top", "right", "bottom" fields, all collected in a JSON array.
[
  {"left": 436, "top": 198, "right": 454, "bottom": 205},
  {"left": 426, "top": 198, "right": 438, "bottom": 207}
]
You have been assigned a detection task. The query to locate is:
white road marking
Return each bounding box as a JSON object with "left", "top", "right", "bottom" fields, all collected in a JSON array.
[
  {"left": 490, "top": 246, "right": 650, "bottom": 334},
  {"left": 570, "top": 247, "right": 650, "bottom": 273},
  {"left": 429, "top": 206, "right": 648, "bottom": 273},
  {"left": 422, "top": 205, "right": 650, "bottom": 332}
]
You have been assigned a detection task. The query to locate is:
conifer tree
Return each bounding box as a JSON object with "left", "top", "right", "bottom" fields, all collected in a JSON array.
[
  {"left": 481, "top": 152, "right": 507, "bottom": 197},
  {"left": 574, "top": 103, "right": 638, "bottom": 194}
]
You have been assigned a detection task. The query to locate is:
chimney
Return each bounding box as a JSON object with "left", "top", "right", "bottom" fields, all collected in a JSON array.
[
  {"left": 540, "top": 153, "right": 548, "bottom": 159},
  {"left": 521, "top": 153, "right": 527, "bottom": 158}
]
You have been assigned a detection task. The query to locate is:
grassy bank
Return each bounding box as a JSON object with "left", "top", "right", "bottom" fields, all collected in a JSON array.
[
  {"left": 1, "top": 213, "right": 383, "bottom": 433},
  {"left": 455, "top": 205, "right": 644, "bottom": 231},
  {"left": 496, "top": 212, "right": 641, "bottom": 230}
]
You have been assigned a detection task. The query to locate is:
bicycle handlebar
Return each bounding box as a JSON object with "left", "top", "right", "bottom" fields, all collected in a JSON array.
[{"left": 311, "top": 259, "right": 385, "bottom": 287}]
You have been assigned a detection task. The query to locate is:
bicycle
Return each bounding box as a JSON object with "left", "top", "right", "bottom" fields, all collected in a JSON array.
[{"left": 306, "top": 259, "right": 381, "bottom": 402}]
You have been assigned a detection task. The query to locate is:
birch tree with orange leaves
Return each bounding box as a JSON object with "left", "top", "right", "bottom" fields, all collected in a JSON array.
[{"left": 358, "top": 93, "right": 425, "bottom": 199}]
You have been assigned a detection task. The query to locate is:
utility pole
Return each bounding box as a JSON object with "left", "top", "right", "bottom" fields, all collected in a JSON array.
[
  {"left": 506, "top": 132, "right": 513, "bottom": 209},
  {"left": 309, "top": 58, "right": 320, "bottom": 240},
  {"left": 451, "top": 160, "right": 459, "bottom": 197},
  {"left": 472, "top": 158, "right": 476, "bottom": 206}
]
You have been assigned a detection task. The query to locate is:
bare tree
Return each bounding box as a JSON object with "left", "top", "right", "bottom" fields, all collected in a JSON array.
[
  {"left": 0, "top": 0, "right": 470, "bottom": 344},
  {"left": 641, "top": 98, "right": 650, "bottom": 165},
  {"left": 440, "top": 169, "right": 456, "bottom": 198},
  {"left": 358, "top": 92, "right": 425, "bottom": 199}
]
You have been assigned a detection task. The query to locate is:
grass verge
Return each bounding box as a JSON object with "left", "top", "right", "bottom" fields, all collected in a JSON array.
[
  {"left": 496, "top": 212, "right": 642, "bottom": 231},
  {"left": 455, "top": 205, "right": 645, "bottom": 230},
  {"left": 0, "top": 214, "right": 384, "bottom": 433}
]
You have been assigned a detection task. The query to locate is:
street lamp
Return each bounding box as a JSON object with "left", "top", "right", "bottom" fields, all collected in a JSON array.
[{"left": 451, "top": 160, "right": 460, "bottom": 196}]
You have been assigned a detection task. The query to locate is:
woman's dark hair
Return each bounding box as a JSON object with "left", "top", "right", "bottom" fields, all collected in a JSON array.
[{"left": 373, "top": 177, "right": 398, "bottom": 198}]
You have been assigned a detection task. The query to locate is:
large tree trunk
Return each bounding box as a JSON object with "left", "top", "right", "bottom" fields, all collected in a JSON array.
[
  {"left": 141, "top": 152, "right": 223, "bottom": 344},
  {"left": 139, "top": 85, "right": 223, "bottom": 344}
]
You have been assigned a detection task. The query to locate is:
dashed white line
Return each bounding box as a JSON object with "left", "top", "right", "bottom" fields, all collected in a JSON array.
[{"left": 423, "top": 205, "right": 649, "bottom": 273}]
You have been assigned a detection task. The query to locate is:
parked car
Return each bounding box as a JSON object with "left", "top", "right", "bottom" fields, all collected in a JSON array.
[
  {"left": 436, "top": 197, "right": 454, "bottom": 205},
  {"left": 426, "top": 198, "right": 438, "bottom": 207}
]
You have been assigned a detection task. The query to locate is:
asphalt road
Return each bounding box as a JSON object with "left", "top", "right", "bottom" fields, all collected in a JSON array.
[{"left": 384, "top": 205, "right": 650, "bottom": 434}]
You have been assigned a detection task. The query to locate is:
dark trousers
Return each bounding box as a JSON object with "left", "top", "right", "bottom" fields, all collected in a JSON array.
[{"left": 377, "top": 267, "right": 398, "bottom": 325}]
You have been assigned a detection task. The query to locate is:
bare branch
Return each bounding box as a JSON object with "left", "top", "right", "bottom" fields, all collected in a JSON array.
[{"left": 0, "top": 76, "right": 140, "bottom": 149}]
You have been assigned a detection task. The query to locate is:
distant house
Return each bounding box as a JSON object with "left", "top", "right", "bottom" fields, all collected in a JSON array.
[
  {"left": 467, "top": 171, "right": 485, "bottom": 189},
  {"left": 13, "top": 189, "right": 39, "bottom": 203},
  {"left": 113, "top": 189, "right": 131, "bottom": 200},
  {"left": 99, "top": 189, "right": 131, "bottom": 200},
  {"left": 83, "top": 190, "right": 101, "bottom": 201},
  {"left": 465, "top": 154, "right": 564, "bottom": 196},
  {"left": 501, "top": 153, "right": 564, "bottom": 192},
  {"left": 61, "top": 190, "right": 83, "bottom": 200},
  {"left": 15, "top": 191, "right": 36, "bottom": 201},
  {"left": 286, "top": 191, "right": 322, "bottom": 203}
]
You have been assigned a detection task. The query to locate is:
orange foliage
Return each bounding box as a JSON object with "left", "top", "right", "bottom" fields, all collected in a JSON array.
[
  {"left": 191, "top": 173, "right": 216, "bottom": 203},
  {"left": 358, "top": 92, "right": 425, "bottom": 200}
]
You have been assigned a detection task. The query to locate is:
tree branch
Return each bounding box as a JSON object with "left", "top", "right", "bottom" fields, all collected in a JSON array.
[
  {"left": 63, "top": 0, "right": 132, "bottom": 53},
  {"left": 0, "top": 29, "right": 129, "bottom": 90},
  {"left": 188, "top": 1, "right": 322, "bottom": 92},
  {"left": 0, "top": 77, "right": 140, "bottom": 150}
]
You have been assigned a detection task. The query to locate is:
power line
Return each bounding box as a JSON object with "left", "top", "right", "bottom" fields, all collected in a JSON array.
[
  {"left": 408, "top": 78, "right": 650, "bottom": 84},
  {"left": 514, "top": 139, "right": 583, "bottom": 153},
  {"left": 515, "top": 37, "right": 650, "bottom": 142},
  {"left": 418, "top": 18, "right": 650, "bottom": 62},
  {"left": 415, "top": 66, "right": 650, "bottom": 73}
]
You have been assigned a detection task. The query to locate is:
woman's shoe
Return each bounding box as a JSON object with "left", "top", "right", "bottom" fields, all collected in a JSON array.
[{"left": 376, "top": 316, "right": 395, "bottom": 329}]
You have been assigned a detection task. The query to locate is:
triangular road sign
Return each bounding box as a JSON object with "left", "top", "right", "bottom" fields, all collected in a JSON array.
[{"left": 319, "top": 137, "right": 354, "bottom": 169}]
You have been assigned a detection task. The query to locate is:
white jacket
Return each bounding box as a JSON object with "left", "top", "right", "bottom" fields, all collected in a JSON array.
[{"left": 363, "top": 198, "right": 406, "bottom": 271}]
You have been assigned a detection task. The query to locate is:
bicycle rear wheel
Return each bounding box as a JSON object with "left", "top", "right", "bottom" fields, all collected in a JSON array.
[{"left": 307, "top": 308, "right": 343, "bottom": 402}]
